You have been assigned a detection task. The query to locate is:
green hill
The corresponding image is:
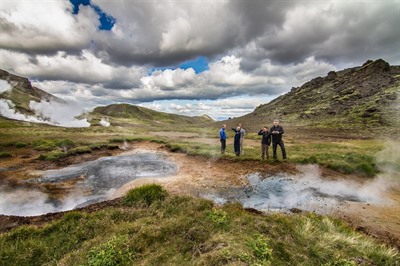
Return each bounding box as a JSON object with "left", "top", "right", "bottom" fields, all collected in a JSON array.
[
  {"left": 89, "top": 103, "right": 214, "bottom": 126},
  {"left": 227, "top": 59, "right": 400, "bottom": 136}
]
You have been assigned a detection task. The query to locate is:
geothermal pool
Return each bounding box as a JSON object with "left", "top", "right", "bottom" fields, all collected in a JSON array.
[
  {"left": 1, "top": 155, "right": 387, "bottom": 217},
  {"left": 0, "top": 152, "right": 178, "bottom": 216},
  {"left": 200, "top": 167, "right": 386, "bottom": 214}
]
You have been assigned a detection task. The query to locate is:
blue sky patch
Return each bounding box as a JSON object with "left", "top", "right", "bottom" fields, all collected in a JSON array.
[
  {"left": 179, "top": 57, "right": 209, "bottom": 73},
  {"left": 149, "top": 57, "right": 209, "bottom": 75},
  {"left": 70, "top": 0, "right": 115, "bottom": 30}
]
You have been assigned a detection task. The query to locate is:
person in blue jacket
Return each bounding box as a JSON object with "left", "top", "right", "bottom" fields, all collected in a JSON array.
[
  {"left": 232, "top": 126, "right": 241, "bottom": 157},
  {"left": 219, "top": 124, "right": 227, "bottom": 154}
]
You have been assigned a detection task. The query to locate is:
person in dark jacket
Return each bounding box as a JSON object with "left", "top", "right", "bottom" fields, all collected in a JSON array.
[
  {"left": 270, "top": 119, "right": 287, "bottom": 160},
  {"left": 232, "top": 126, "right": 241, "bottom": 157},
  {"left": 258, "top": 126, "right": 271, "bottom": 160},
  {"left": 219, "top": 124, "right": 227, "bottom": 154}
]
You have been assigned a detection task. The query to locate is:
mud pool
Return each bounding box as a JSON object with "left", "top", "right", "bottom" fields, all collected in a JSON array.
[
  {"left": 0, "top": 152, "right": 177, "bottom": 216},
  {"left": 200, "top": 171, "right": 386, "bottom": 214}
]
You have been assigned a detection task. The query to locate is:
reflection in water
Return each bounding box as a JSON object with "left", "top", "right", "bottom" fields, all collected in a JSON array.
[{"left": 0, "top": 153, "right": 177, "bottom": 216}]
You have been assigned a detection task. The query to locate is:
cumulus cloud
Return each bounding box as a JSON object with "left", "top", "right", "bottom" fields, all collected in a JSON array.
[{"left": 0, "top": 1, "right": 98, "bottom": 54}]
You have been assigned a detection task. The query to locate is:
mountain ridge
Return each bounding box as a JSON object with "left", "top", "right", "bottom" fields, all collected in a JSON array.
[
  {"left": 226, "top": 59, "right": 400, "bottom": 135},
  {"left": 88, "top": 103, "right": 214, "bottom": 126}
]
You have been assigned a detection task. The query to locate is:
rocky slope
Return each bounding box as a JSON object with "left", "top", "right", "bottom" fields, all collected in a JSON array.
[{"left": 229, "top": 59, "right": 400, "bottom": 135}]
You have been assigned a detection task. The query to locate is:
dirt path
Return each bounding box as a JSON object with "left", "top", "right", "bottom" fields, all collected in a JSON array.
[{"left": 1, "top": 141, "right": 399, "bottom": 249}]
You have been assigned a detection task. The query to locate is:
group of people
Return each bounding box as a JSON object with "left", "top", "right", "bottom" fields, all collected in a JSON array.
[{"left": 219, "top": 119, "right": 287, "bottom": 160}]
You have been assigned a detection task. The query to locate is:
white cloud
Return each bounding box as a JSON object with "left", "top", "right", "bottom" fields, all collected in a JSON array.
[{"left": 0, "top": 1, "right": 98, "bottom": 53}]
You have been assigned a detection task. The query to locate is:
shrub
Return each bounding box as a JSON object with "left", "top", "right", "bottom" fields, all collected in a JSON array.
[
  {"left": 208, "top": 209, "right": 228, "bottom": 226},
  {"left": 33, "top": 140, "right": 56, "bottom": 151},
  {"left": 123, "top": 184, "right": 168, "bottom": 207},
  {"left": 323, "top": 258, "right": 356, "bottom": 266},
  {"left": 87, "top": 235, "right": 133, "bottom": 266},
  {"left": 241, "top": 234, "right": 273, "bottom": 264},
  {"left": 39, "top": 151, "right": 66, "bottom": 161},
  {"left": 67, "top": 146, "right": 92, "bottom": 155},
  {"left": 0, "top": 152, "right": 12, "bottom": 158},
  {"left": 33, "top": 139, "right": 75, "bottom": 151},
  {"left": 15, "top": 142, "right": 28, "bottom": 148},
  {"left": 106, "top": 144, "right": 120, "bottom": 150},
  {"left": 54, "top": 139, "right": 75, "bottom": 148}
]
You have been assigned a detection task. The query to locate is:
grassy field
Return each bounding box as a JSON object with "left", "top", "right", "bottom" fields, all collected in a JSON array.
[
  {"left": 0, "top": 184, "right": 398, "bottom": 266},
  {"left": 1, "top": 117, "right": 400, "bottom": 265},
  {"left": 0, "top": 116, "right": 397, "bottom": 177}
]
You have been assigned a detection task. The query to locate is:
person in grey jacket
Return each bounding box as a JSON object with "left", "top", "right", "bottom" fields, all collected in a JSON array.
[
  {"left": 238, "top": 123, "right": 245, "bottom": 155},
  {"left": 258, "top": 126, "right": 271, "bottom": 160},
  {"left": 269, "top": 119, "right": 287, "bottom": 160}
]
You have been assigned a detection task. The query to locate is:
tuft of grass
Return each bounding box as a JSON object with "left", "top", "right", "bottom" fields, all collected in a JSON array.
[
  {"left": 208, "top": 209, "right": 228, "bottom": 227},
  {"left": 32, "top": 139, "right": 75, "bottom": 151},
  {"left": 67, "top": 146, "right": 92, "bottom": 155},
  {"left": 241, "top": 233, "right": 273, "bottom": 265},
  {"left": 14, "top": 142, "right": 28, "bottom": 148},
  {"left": 123, "top": 184, "right": 169, "bottom": 207},
  {"left": 0, "top": 152, "right": 12, "bottom": 158},
  {"left": 39, "top": 150, "right": 66, "bottom": 161},
  {"left": 86, "top": 235, "right": 134, "bottom": 266},
  {"left": 106, "top": 144, "right": 120, "bottom": 150}
]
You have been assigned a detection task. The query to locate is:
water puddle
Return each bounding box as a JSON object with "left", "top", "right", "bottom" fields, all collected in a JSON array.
[{"left": 0, "top": 152, "right": 177, "bottom": 216}]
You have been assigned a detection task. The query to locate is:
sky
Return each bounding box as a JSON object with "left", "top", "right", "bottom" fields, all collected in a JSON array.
[{"left": 0, "top": 0, "right": 399, "bottom": 120}]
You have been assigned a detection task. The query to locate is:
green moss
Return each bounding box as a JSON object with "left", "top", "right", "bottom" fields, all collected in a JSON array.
[
  {"left": 0, "top": 152, "right": 12, "bottom": 158},
  {"left": 39, "top": 150, "right": 66, "bottom": 161},
  {"left": 123, "top": 184, "right": 168, "bottom": 207},
  {"left": 67, "top": 146, "right": 92, "bottom": 155},
  {"left": 15, "top": 142, "right": 28, "bottom": 148}
]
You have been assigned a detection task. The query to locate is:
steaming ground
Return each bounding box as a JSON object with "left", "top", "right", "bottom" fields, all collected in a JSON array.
[
  {"left": 0, "top": 98, "right": 90, "bottom": 127},
  {"left": 0, "top": 152, "right": 177, "bottom": 216},
  {"left": 200, "top": 165, "right": 394, "bottom": 214}
]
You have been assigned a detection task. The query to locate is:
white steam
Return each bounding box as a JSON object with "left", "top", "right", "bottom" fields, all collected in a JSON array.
[
  {"left": 204, "top": 140, "right": 400, "bottom": 214},
  {"left": 0, "top": 79, "right": 12, "bottom": 93},
  {"left": 99, "top": 117, "right": 110, "bottom": 127},
  {"left": 0, "top": 98, "right": 90, "bottom": 128},
  {"left": 0, "top": 99, "right": 43, "bottom": 123},
  {"left": 29, "top": 100, "right": 90, "bottom": 127},
  {"left": 0, "top": 185, "right": 92, "bottom": 216}
]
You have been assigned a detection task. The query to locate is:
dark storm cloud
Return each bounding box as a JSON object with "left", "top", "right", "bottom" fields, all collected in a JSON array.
[{"left": 244, "top": 0, "right": 400, "bottom": 65}]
